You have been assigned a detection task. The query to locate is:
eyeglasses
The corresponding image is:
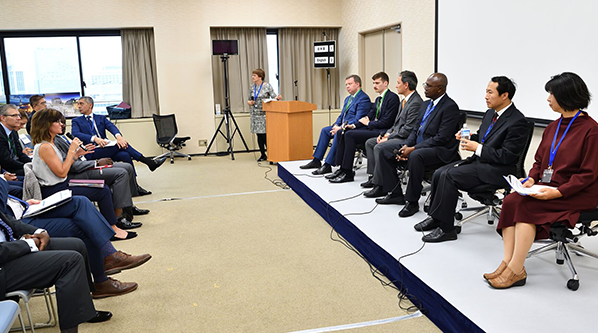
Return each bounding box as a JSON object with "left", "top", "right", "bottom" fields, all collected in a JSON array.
[
  {"left": 5, "top": 114, "right": 21, "bottom": 118},
  {"left": 422, "top": 82, "right": 441, "bottom": 89}
]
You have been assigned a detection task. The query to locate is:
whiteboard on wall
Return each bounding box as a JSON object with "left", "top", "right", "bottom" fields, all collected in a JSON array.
[{"left": 436, "top": 0, "right": 598, "bottom": 123}]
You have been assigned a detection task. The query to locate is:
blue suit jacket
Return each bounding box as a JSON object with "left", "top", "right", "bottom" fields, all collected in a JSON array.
[
  {"left": 334, "top": 90, "right": 371, "bottom": 126},
  {"left": 71, "top": 114, "right": 121, "bottom": 144}
]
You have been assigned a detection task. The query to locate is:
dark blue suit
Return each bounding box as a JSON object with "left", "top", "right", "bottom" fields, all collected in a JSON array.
[
  {"left": 0, "top": 178, "right": 114, "bottom": 283},
  {"left": 71, "top": 114, "right": 143, "bottom": 173},
  {"left": 334, "top": 90, "right": 400, "bottom": 171},
  {"left": 313, "top": 90, "right": 371, "bottom": 165}
]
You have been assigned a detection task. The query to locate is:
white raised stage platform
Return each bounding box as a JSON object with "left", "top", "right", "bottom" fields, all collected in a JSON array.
[{"left": 278, "top": 159, "right": 598, "bottom": 333}]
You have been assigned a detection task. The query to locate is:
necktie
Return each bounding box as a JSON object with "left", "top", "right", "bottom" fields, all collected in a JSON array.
[
  {"left": 492, "top": 111, "right": 498, "bottom": 124},
  {"left": 7, "top": 132, "right": 17, "bottom": 158},
  {"left": 87, "top": 116, "right": 97, "bottom": 136},
  {"left": 0, "top": 219, "right": 15, "bottom": 242},
  {"left": 401, "top": 98, "right": 406, "bottom": 110},
  {"left": 341, "top": 95, "right": 355, "bottom": 123}
]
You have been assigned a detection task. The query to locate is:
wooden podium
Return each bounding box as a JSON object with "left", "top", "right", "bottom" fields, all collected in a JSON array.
[{"left": 264, "top": 101, "right": 317, "bottom": 162}]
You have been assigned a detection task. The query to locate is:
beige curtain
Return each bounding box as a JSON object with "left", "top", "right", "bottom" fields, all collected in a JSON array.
[
  {"left": 278, "top": 28, "right": 340, "bottom": 110},
  {"left": 211, "top": 28, "right": 269, "bottom": 114},
  {"left": 121, "top": 29, "right": 160, "bottom": 118}
]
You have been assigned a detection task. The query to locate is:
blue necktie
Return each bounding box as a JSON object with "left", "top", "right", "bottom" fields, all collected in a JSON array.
[
  {"left": 0, "top": 219, "right": 15, "bottom": 242},
  {"left": 87, "top": 116, "right": 97, "bottom": 136},
  {"left": 417, "top": 103, "right": 434, "bottom": 144}
]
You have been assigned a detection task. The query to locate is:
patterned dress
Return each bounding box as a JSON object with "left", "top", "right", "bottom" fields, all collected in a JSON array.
[{"left": 248, "top": 82, "right": 277, "bottom": 134}]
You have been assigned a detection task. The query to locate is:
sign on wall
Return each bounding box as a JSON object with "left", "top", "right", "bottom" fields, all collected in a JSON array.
[{"left": 313, "top": 40, "right": 336, "bottom": 69}]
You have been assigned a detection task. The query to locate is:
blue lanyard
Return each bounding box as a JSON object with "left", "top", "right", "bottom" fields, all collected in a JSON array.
[
  {"left": 419, "top": 101, "right": 437, "bottom": 129},
  {"left": 253, "top": 82, "right": 264, "bottom": 101},
  {"left": 549, "top": 110, "right": 582, "bottom": 168},
  {"left": 481, "top": 114, "right": 498, "bottom": 143},
  {"left": 8, "top": 194, "right": 29, "bottom": 210}
]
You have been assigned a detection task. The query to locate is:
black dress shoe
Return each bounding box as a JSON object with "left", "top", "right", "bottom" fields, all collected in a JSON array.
[
  {"left": 325, "top": 168, "right": 343, "bottom": 179},
  {"left": 116, "top": 216, "right": 142, "bottom": 230},
  {"left": 364, "top": 185, "right": 386, "bottom": 198},
  {"left": 414, "top": 216, "right": 441, "bottom": 231},
  {"left": 148, "top": 157, "right": 167, "bottom": 171},
  {"left": 375, "top": 193, "right": 406, "bottom": 204},
  {"left": 111, "top": 231, "right": 137, "bottom": 242},
  {"left": 329, "top": 172, "right": 354, "bottom": 183},
  {"left": 360, "top": 177, "right": 374, "bottom": 188},
  {"left": 300, "top": 159, "right": 321, "bottom": 169},
  {"left": 131, "top": 206, "right": 150, "bottom": 215},
  {"left": 422, "top": 227, "right": 458, "bottom": 243},
  {"left": 88, "top": 310, "right": 113, "bottom": 323},
  {"left": 312, "top": 164, "right": 332, "bottom": 175},
  {"left": 398, "top": 202, "right": 419, "bottom": 217},
  {"left": 136, "top": 186, "right": 152, "bottom": 196}
]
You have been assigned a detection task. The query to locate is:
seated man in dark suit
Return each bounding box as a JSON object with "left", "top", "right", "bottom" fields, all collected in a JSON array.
[
  {"left": 414, "top": 76, "right": 528, "bottom": 242},
  {"left": 71, "top": 97, "right": 166, "bottom": 188},
  {"left": 25, "top": 95, "right": 46, "bottom": 135},
  {"left": 329, "top": 72, "right": 399, "bottom": 183},
  {"left": 375, "top": 73, "right": 461, "bottom": 215},
  {"left": 361, "top": 70, "right": 423, "bottom": 194},
  {"left": 300, "top": 75, "right": 371, "bottom": 175},
  {"left": 0, "top": 105, "right": 31, "bottom": 176},
  {"left": 0, "top": 212, "right": 112, "bottom": 332}
]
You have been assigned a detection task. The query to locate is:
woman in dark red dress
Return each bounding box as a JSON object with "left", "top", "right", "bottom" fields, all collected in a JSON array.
[{"left": 486, "top": 72, "right": 598, "bottom": 289}]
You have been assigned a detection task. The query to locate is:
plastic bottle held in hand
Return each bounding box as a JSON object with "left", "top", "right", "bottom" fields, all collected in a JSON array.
[{"left": 461, "top": 124, "right": 470, "bottom": 143}]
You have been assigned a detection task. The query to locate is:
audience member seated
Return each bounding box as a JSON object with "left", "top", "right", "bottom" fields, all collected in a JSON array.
[
  {"left": 71, "top": 96, "right": 166, "bottom": 182},
  {"left": 0, "top": 105, "right": 31, "bottom": 176},
  {"left": 376, "top": 73, "right": 460, "bottom": 216},
  {"left": 413, "top": 76, "right": 528, "bottom": 243},
  {"left": 55, "top": 113, "right": 149, "bottom": 222},
  {"left": 0, "top": 176, "right": 150, "bottom": 299},
  {"left": 362, "top": 70, "right": 422, "bottom": 195},
  {"left": 17, "top": 109, "right": 33, "bottom": 156},
  {"left": 300, "top": 75, "right": 371, "bottom": 175},
  {"left": 328, "top": 71, "right": 399, "bottom": 183},
  {"left": 487, "top": 72, "right": 598, "bottom": 289},
  {"left": 0, "top": 212, "right": 112, "bottom": 333},
  {"left": 30, "top": 109, "right": 137, "bottom": 241},
  {"left": 25, "top": 94, "right": 46, "bottom": 135}
]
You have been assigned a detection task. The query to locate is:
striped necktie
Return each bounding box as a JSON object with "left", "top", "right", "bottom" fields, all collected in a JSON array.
[{"left": 0, "top": 219, "right": 15, "bottom": 242}]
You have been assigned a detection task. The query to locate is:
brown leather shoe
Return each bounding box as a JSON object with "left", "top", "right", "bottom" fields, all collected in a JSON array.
[
  {"left": 483, "top": 261, "right": 508, "bottom": 281},
  {"left": 104, "top": 251, "right": 151, "bottom": 275},
  {"left": 488, "top": 266, "right": 527, "bottom": 289},
  {"left": 92, "top": 277, "right": 138, "bottom": 299}
]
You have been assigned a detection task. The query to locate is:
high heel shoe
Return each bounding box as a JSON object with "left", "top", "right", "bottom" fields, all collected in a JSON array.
[
  {"left": 483, "top": 261, "right": 507, "bottom": 281},
  {"left": 488, "top": 266, "right": 527, "bottom": 289}
]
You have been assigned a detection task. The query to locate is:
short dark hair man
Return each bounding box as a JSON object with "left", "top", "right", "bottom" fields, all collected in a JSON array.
[
  {"left": 414, "top": 76, "right": 528, "bottom": 242},
  {"left": 26, "top": 95, "right": 46, "bottom": 134},
  {"left": 300, "top": 75, "right": 371, "bottom": 174},
  {"left": 374, "top": 73, "right": 461, "bottom": 216},
  {"left": 361, "top": 70, "right": 423, "bottom": 195},
  {"left": 328, "top": 71, "right": 399, "bottom": 183},
  {"left": 0, "top": 104, "right": 31, "bottom": 176}
]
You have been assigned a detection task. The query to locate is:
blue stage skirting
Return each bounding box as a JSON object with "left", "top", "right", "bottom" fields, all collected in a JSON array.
[{"left": 278, "top": 164, "right": 484, "bottom": 333}]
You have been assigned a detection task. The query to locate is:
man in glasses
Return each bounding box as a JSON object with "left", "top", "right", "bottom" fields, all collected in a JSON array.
[{"left": 0, "top": 104, "right": 31, "bottom": 176}]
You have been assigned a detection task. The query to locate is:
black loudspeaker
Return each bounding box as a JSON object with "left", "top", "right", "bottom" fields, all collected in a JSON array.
[{"left": 212, "top": 40, "right": 238, "bottom": 55}]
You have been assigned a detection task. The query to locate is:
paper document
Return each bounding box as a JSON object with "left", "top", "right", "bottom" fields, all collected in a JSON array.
[
  {"left": 22, "top": 190, "right": 73, "bottom": 218},
  {"left": 262, "top": 98, "right": 276, "bottom": 103},
  {"left": 503, "top": 175, "right": 556, "bottom": 196},
  {"left": 104, "top": 140, "right": 118, "bottom": 147}
]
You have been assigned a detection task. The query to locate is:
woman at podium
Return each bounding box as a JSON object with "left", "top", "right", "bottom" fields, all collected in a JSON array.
[{"left": 247, "top": 68, "right": 281, "bottom": 161}]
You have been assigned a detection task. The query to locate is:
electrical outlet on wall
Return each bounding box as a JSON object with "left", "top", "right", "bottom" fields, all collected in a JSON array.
[{"left": 198, "top": 139, "right": 207, "bottom": 146}]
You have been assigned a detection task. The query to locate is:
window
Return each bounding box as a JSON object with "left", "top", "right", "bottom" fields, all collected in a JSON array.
[
  {"left": 266, "top": 31, "right": 279, "bottom": 95},
  {"left": 0, "top": 63, "right": 5, "bottom": 104},
  {"left": 0, "top": 31, "right": 121, "bottom": 115}
]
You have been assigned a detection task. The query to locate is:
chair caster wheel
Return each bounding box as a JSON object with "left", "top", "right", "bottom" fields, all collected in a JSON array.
[
  {"left": 455, "top": 212, "right": 463, "bottom": 220},
  {"left": 455, "top": 226, "right": 462, "bottom": 234},
  {"left": 423, "top": 205, "right": 430, "bottom": 213},
  {"left": 188, "top": 157, "right": 192, "bottom": 160},
  {"left": 567, "top": 279, "right": 579, "bottom": 291},
  {"left": 556, "top": 259, "right": 564, "bottom": 265}
]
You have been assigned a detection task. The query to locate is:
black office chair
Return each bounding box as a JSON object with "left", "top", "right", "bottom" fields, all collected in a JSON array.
[
  {"left": 527, "top": 209, "right": 598, "bottom": 290},
  {"left": 454, "top": 118, "right": 535, "bottom": 232},
  {"left": 152, "top": 114, "right": 191, "bottom": 164}
]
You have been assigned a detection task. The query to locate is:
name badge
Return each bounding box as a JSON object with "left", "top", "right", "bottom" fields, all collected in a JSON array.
[{"left": 542, "top": 168, "right": 553, "bottom": 183}]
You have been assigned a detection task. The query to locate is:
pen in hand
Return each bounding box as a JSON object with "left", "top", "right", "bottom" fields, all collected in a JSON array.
[{"left": 521, "top": 177, "right": 530, "bottom": 184}]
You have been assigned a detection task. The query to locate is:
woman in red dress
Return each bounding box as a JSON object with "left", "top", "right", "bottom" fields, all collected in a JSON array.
[{"left": 486, "top": 72, "right": 598, "bottom": 289}]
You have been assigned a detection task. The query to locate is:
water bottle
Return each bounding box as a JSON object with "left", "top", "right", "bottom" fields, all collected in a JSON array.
[{"left": 461, "top": 124, "right": 470, "bottom": 143}]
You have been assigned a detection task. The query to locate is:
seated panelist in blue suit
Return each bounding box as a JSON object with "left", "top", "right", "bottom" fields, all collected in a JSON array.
[
  {"left": 71, "top": 96, "right": 166, "bottom": 176},
  {"left": 300, "top": 75, "right": 371, "bottom": 175}
]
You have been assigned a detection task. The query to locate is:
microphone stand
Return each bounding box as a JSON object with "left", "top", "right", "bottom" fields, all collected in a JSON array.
[{"left": 294, "top": 80, "right": 298, "bottom": 101}]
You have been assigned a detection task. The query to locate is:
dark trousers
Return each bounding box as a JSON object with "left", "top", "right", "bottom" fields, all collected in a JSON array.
[
  {"left": 87, "top": 145, "right": 143, "bottom": 175},
  {"left": 334, "top": 128, "right": 381, "bottom": 171},
  {"left": 428, "top": 161, "right": 485, "bottom": 232},
  {"left": 368, "top": 138, "right": 405, "bottom": 183},
  {"left": 41, "top": 181, "right": 117, "bottom": 226},
  {"left": 4, "top": 237, "right": 96, "bottom": 330},
  {"left": 23, "top": 196, "right": 115, "bottom": 283},
  {"left": 257, "top": 133, "right": 267, "bottom": 156}
]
